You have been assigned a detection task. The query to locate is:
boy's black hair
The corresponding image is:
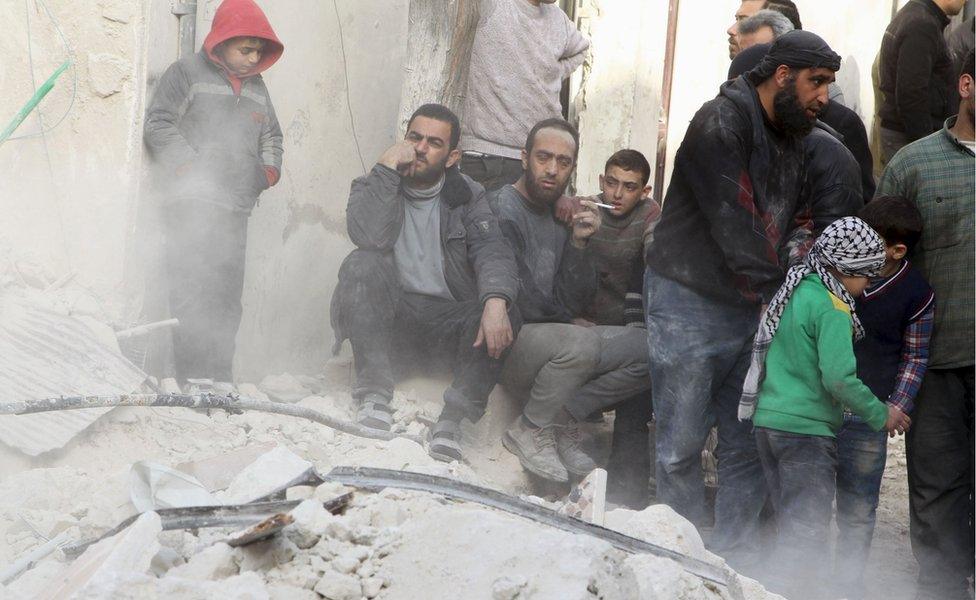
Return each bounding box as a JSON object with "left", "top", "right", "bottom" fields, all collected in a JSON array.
[
  {"left": 962, "top": 49, "right": 975, "bottom": 81},
  {"left": 605, "top": 149, "right": 651, "bottom": 186},
  {"left": 407, "top": 103, "right": 461, "bottom": 150},
  {"left": 858, "top": 195, "right": 923, "bottom": 251},
  {"left": 525, "top": 118, "right": 580, "bottom": 159}
]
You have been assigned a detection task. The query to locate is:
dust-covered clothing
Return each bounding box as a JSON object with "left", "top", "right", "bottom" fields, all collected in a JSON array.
[
  {"left": 394, "top": 178, "right": 454, "bottom": 301},
  {"left": 582, "top": 197, "right": 660, "bottom": 327},
  {"left": 489, "top": 185, "right": 597, "bottom": 324},
  {"left": 803, "top": 124, "right": 863, "bottom": 236},
  {"left": 460, "top": 0, "right": 589, "bottom": 159},
  {"left": 144, "top": 0, "right": 283, "bottom": 215},
  {"left": 143, "top": 0, "right": 283, "bottom": 382},
  {"left": 332, "top": 165, "right": 519, "bottom": 418},
  {"left": 646, "top": 75, "right": 811, "bottom": 307}
]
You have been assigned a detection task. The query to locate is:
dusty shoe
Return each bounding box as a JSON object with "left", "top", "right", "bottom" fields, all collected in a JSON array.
[
  {"left": 502, "top": 418, "right": 569, "bottom": 483},
  {"left": 428, "top": 419, "right": 463, "bottom": 463},
  {"left": 357, "top": 393, "right": 394, "bottom": 432},
  {"left": 556, "top": 418, "right": 599, "bottom": 478}
]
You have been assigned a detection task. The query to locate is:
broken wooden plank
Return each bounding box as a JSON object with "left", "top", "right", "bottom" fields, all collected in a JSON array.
[{"left": 224, "top": 513, "right": 294, "bottom": 547}]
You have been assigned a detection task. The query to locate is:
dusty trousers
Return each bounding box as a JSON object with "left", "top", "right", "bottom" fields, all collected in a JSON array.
[
  {"left": 906, "top": 366, "right": 975, "bottom": 600},
  {"left": 333, "top": 249, "right": 518, "bottom": 421},
  {"left": 163, "top": 203, "right": 248, "bottom": 382}
]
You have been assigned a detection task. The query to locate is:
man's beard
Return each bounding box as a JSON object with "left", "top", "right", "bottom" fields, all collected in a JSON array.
[
  {"left": 405, "top": 155, "right": 448, "bottom": 187},
  {"left": 773, "top": 79, "right": 816, "bottom": 138},
  {"left": 525, "top": 166, "right": 568, "bottom": 205}
]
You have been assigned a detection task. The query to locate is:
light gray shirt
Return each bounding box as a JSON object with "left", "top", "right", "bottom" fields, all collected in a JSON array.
[{"left": 394, "top": 178, "right": 455, "bottom": 301}]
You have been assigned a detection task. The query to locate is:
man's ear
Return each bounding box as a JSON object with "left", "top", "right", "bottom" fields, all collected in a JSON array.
[
  {"left": 521, "top": 148, "right": 529, "bottom": 171},
  {"left": 598, "top": 174, "right": 606, "bottom": 192},
  {"left": 642, "top": 184, "right": 652, "bottom": 199},
  {"left": 774, "top": 64, "right": 792, "bottom": 88},
  {"left": 446, "top": 148, "right": 461, "bottom": 169},
  {"left": 959, "top": 74, "right": 974, "bottom": 100},
  {"left": 890, "top": 243, "right": 908, "bottom": 261}
]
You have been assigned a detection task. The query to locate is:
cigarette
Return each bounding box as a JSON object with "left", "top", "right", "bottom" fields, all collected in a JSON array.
[{"left": 585, "top": 201, "right": 614, "bottom": 209}]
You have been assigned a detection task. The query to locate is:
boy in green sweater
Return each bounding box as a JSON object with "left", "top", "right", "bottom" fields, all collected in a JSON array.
[{"left": 736, "top": 216, "right": 910, "bottom": 599}]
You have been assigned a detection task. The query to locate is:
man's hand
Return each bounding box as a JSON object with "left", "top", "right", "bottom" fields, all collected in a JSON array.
[
  {"left": 570, "top": 199, "right": 602, "bottom": 248},
  {"left": 378, "top": 141, "right": 418, "bottom": 177},
  {"left": 554, "top": 196, "right": 582, "bottom": 224},
  {"left": 473, "top": 297, "right": 513, "bottom": 359},
  {"left": 884, "top": 405, "right": 912, "bottom": 437}
]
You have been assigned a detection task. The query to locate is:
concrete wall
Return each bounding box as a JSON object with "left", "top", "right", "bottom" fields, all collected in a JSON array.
[
  {"left": 1, "top": 0, "right": 155, "bottom": 319},
  {"left": 191, "top": 0, "right": 411, "bottom": 379}
]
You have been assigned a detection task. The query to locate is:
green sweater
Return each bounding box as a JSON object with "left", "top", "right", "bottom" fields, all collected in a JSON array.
[{"left": 753, "top": 275, "right": 888, "bottom": 437}]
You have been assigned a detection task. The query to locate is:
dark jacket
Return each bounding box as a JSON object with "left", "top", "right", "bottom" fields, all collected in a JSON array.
[
  {"left": 489, "top": 186, "right": 597, "bottom": 323},
  {"left": 818, "top": 101, "right": 876, "bottom": 203},
  {"left": 346, "top": 164, "right": 518, "bottom": 305},
  {"left": 144, "top": 0, "right": 283, "bottom": 214},
  {"left": 646, "top": 76, "right": 810, "bottom": 306},
  {"left": 879, "top": 0, "right": 954, "bottom": 142},
  {"left": 804, "top": 122, "right": 864, "bottom": 236}
]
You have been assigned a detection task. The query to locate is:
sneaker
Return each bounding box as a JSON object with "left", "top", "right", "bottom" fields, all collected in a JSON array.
[
  {"left": 429, "top": 419, "right": 463, "bottom": 463},
  {"left": 357, "top": 393, "right": 394, "bottom": 432},
  {"left": 502, "top": 418, "right": 569, "bottom": 483},
  {"left": 556, "top": 418, "right": 599, "bottom": 477}
]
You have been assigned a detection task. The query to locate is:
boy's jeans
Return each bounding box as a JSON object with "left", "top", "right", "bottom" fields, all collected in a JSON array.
[
  {"left": 644, "top": 268, "right": 765, "bottom": 568},
  {"left": 834, "top": 414, "right": 887, "bottom": 598},
  {"left": 756, "top": 427, "right": 837, "bottom": 600}
]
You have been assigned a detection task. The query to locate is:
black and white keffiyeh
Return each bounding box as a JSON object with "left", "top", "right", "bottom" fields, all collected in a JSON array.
[{"left": 737, "top": 217, "right": 886, "bottom": 421}]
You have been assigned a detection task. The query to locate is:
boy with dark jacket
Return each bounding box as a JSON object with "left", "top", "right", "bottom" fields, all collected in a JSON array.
[
  {"left": 144, "top": 0, "right": 284, "bottom": 385},
  {"left": 833, "top": 196, "right": 934, "bottom": 598}
]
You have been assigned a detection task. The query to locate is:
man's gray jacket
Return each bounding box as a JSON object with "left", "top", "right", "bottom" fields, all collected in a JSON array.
[{"left": 345, "top": 164, "right": 519, "bottom": 306}]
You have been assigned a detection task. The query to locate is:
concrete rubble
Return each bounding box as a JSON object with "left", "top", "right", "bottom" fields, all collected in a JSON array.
[{"left": 0, "top": 373, "right": 788, "bottom": 600}]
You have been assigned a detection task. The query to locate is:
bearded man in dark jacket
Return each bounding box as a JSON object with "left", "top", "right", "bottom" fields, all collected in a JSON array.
[
  {"left": 331, "top": 104, "right": 519, "bottom": 464},
  {"left": 144, "top": 0, "right": 284, "bottom": 386},
  {"left": 644, "top": 30, "right": 840, "bottom": 570}
]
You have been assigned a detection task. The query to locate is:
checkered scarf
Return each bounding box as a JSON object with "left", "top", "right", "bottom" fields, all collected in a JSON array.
[{"left": 738, "top": 217, "right": 886, "bottom": 421}]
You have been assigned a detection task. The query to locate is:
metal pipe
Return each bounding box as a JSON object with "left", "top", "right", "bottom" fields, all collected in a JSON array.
[
  {"left": 172, "top": 1, "right": 198, "bottom": 59},
  {"left": 653, "top": 0, "right": 681, "bottom": 205}
]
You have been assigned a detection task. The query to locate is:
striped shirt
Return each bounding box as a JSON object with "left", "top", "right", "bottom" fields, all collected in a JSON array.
[{"left": 876, "top": 117, "right": 975, "bottom": 368}]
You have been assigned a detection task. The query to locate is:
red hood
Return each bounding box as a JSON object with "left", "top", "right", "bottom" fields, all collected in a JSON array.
[{"left": 203, "top": 0, "right": 283, "bottom": 77}]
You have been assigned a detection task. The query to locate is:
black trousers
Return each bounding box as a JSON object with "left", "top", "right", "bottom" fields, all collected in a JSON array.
[
  {"left": 333, "top": 249, "right": 519, "bottom": 421},
  {"left": 460, "top": 154, "right": 523, "bottom": 193},
  {"left": 906, "top": 366, "right": 975, "bottom": 600},
  {"left": 606, "top": 392, "right": 654, "bottom": 508},
  {"left": 163, "top": 204, "right": 248, "bottom": 382}
]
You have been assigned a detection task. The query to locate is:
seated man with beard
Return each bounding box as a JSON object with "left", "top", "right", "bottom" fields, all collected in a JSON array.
[
  {"left": 331, "top": 104, "right": 519, "bottom": 464},
  {"left": 644, "top": 31, "right": 839, "bottom": 570},
  {"left": 489, "top": 118, "right": 603, "bottom": 483}
]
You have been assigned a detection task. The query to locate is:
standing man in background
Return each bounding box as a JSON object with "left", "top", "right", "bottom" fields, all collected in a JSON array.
[
  {"left": 144, "top": 0, "right": 283, "bottom": 389},
  {"left": 878, "top": 0, "right": 967, "bottom": 165},
  {"left": 875, "top": 51, "right": 975, "bottom": 600},
  {"left": 460, "top": 0, "right": 589, "bottom": 192}
]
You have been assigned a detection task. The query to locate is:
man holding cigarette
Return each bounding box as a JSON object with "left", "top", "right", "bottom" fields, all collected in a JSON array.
[{"left": 489, "top": 118, "right": 602, "bottom": 483}]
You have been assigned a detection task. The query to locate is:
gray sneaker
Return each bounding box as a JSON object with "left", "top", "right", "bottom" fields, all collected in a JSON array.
[
  {"left": 502, "top": 418, "right": 569, "bottom": 483},
  {"left": 556, "top": 419, "right": 599, "bottom": 477}
]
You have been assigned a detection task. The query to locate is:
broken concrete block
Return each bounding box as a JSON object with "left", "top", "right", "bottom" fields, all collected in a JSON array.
[
  {"left": 237, "top": 536, "right": 298, "bottom": 572},
  {"left": 330, "top": 555, "right": 359, "bottom": 575},
  {"left": 37, "top": 511, "right": 161, "bottom": 600},
  {"left": 175, "top": 442, "right": 276, "bottom": 493},
  {"left": 286, "top": 485, "right": 315, "bottom": 501},
  {"left": 492, "top": 575, "right": 528, "bottom": 600},
  {"left": 285, "top": 499, "right": 335, "bottom": 549},
  {"left": 313, "top": 570, "right": 362, "bottom": 600},
  {"left": 362, "top": 576, "right": 384, "bottom": 598},
  {"left": 165, "top": 542, "right": 239, "bottom": 581},
  {"left": 313, "top": 481, "right": 353, "bottom": 503},
  {"left": 604, "top": 504, "right": 719, "bottom": 565},
  {"left": 150, "top": 546, "right": 184, "bottom": 576},
  {"left": 219, "top": 446, "right": 313, "bottom": 504},
  {"left": 88, "top": 53, "right": 130, "bottom": 98},
  {"left": 259, "top": 373, "right": 310, "bottom": 403},
  {"left": 238, "top": 382, "right": 270, "bottom": 402}
]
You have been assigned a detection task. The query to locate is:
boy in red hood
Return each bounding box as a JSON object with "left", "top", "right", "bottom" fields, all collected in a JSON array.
[{"left": 144, "top": 0, "right": 283, "bottom": 387}]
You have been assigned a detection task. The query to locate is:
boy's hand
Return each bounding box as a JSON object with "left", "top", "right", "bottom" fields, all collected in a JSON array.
[
  {"left": 884, "top": 405, "right": 911, "bottom": 437},
  {"left": 474, "top": 297, "right": 513, "bottom": 359},
  {"left": 379, "top": 141, "right": 418, "bottom": 177},
  {"left": 570, "top": 199, "right": 602, "bottom": 248}
]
